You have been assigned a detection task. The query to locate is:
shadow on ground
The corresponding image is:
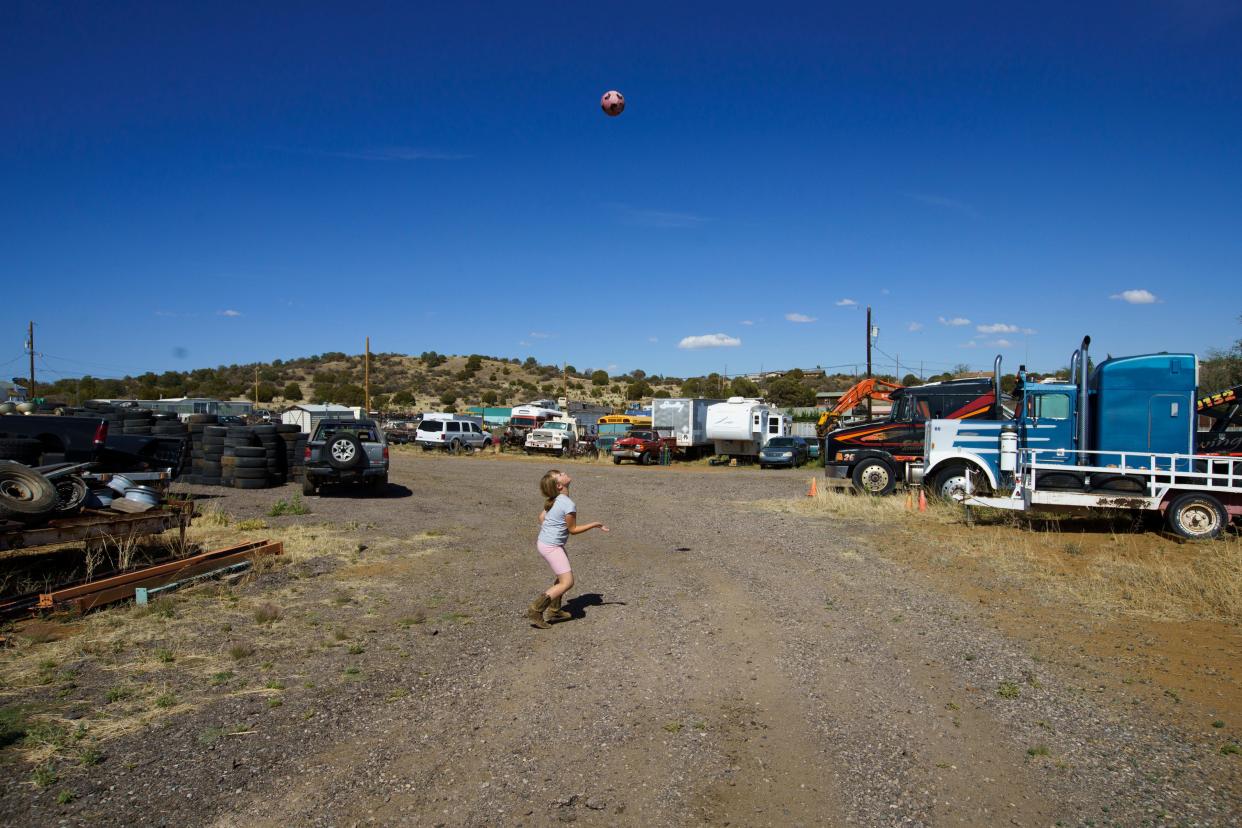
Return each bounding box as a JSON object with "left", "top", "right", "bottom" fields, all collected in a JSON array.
[{"left": 560, "top": 592, "right": 627, "bottom": 621}]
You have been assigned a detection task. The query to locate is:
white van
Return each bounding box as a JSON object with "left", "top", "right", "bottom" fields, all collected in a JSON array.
[{"left": 415, "top": 416, "right": 492, "bottom": 452}]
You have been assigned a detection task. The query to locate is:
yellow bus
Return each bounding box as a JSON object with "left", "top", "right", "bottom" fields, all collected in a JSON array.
[{"left": 596, "top": 414, "right": 653, "bottom": 453}]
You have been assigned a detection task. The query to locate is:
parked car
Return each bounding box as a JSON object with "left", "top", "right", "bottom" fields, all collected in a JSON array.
[
  {"left": 758, "top": 436, "right": 810, "bottom": 469},
  {"left": 611, "top": 429, "right": 677, "bottom": 465},
  {"left": 303, "top": 418, "right": 389, "bottom": 495},
  {"left": 415, "top": 416, "right": 492, "bottom": 453}
]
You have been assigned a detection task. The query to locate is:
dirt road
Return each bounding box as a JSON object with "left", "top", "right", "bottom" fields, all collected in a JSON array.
[{"left": 2, "top": 451, "right": 1238, "bottom": 826}]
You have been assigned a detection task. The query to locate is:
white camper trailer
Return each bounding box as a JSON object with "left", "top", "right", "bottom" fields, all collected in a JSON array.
[
  {"left": 705, "top": 397, "right": 792, "bottom": 460},
  {"left": 653, "top": 398, "right": 724, "bottom": 458}
]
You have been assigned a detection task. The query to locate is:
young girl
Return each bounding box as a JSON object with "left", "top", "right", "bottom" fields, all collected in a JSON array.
[{"left": 529, "top": 469, "right": 608, "bottom": 629}]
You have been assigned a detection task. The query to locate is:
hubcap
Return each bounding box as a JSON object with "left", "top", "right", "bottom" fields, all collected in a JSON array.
[
  {"left": 939, "top": 475, "right": 971, "bottom": 500},
  {"left": 860, "top": 466, "right": 890, "bottom": 492},
  {"left": 1179, "top": 504, "right": 1218, "bottom": 536},
  {"left": 331, "top": 441, "right": 356, "bottom": 462}
]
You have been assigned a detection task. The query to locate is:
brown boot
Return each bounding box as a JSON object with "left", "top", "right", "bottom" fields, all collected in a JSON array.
[
  {"left": 546, "top": 595, "right": 571, "bottom": 623},
  {"left": 527, "top": 593, "right": 552, "bottom": 629}
]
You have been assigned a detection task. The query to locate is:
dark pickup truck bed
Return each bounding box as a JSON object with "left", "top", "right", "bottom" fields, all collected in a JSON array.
[{"left": 0, "top": 415, "right": 186, "bottom": 472}]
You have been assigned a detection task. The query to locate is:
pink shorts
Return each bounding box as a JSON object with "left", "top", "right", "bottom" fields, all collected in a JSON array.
[{"left": 536, "top": 541, "right": 572, "bottom": 575}]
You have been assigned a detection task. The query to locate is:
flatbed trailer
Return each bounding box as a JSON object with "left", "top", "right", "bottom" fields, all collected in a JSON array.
[
  {"left": 961, "top": 448, "right": 1242, "bottom": 539},
  {"left": 0, "top": 500, "right": 193, "bottom": 552}
]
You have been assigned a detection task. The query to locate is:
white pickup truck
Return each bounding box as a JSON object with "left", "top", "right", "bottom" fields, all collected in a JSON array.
[{"left": 524, "top": 417, "right": 587, "bottom": 456}]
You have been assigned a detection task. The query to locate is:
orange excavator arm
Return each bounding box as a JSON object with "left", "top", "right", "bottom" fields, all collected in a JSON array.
[{"left": 816, "top": 378, "right": 904, "bottom": 437}]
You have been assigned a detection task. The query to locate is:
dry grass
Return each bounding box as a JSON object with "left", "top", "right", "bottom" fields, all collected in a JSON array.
[{"left": 755, "top": 487, "right": 1242, "bottom": 623}]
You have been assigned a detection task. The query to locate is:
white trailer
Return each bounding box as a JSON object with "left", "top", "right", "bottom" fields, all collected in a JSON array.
[
  {"left": 654, "top": 398, "right": 723, "bottom": 458},
  {"left": 705, "top": 397, "right": 792, "bottom": 459},
  {"left": 281, "top": 404, "right": 361, "bottom": 435}
]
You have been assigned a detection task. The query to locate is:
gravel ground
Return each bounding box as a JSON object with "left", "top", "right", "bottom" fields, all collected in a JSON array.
[{"left": 1, "top": 450, "right": 1238, "bottom": 826}]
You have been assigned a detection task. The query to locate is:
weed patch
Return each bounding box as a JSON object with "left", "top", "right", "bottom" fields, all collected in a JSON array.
[{"left": 268, "top": 494, "right": 310, "bottom": 517}]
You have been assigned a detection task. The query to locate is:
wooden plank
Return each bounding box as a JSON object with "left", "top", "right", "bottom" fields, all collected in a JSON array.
[
  {"left": 38, "top": 539, "right": 270, "bottom": 607},
  {"left": 71, "top": 541, "right": 282, "bottom": 612}
]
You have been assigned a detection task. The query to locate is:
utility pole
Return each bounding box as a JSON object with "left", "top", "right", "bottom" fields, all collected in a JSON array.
[
  {"left": 26, "top": 321, "right": 36, "bottom": 400},
  {"left": 865, "top": 306, "right": 873, "bottom": 419},
  {"left": 364, "top": 337, "right": 371, "bottom": 413},
  {"left": 253, "top": 365, "right": 259, "bottom": 407}
]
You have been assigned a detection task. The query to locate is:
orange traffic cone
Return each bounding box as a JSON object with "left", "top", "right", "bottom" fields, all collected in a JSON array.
[
  {"left": 918, "top": 488, "right": 928, "bottom": 513},
  {"left": 807, "top": 477, "right": 818, "bottom": 497}
]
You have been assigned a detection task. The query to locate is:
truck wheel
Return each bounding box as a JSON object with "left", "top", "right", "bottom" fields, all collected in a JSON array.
[
  {"left": 639, "top": 452, "right": 651, "bottom": 466},
  {"left": 613, "top": 456, "right": 622, "bottom": 465},
  {"left": 449, "top": 440, "right": 462, "bottom": 455},
  {"left": 852, "top": 459, "right": 896, "bottom": 496},
  {"left": 0, "top": 464, "right": 58, "bottom": 522},
  {"left": 1166, "top": 493, "right": 1228, "bottom": 540},
  {"left": 322, "top": 433, "right": 365, "bottom": 470},
  {"left": 931, "top": 463, "right": 979, "bottom": 500}
]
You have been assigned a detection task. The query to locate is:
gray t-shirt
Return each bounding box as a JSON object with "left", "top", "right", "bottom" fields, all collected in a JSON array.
[{"left": 537, "top": 494, "right": 576, "bottom": 547}]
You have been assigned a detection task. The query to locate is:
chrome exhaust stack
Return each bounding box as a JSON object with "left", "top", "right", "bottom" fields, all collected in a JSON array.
[
  {"left": 1078, "top": 336, "right": 1091, "bottom": 464},
  {"left": 993, "top": 354, "right": 1003, "bottom": 418}
]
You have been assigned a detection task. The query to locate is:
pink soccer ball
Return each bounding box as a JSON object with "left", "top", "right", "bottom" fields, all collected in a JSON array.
[{"left": 600, "top": 90, "right": 625, "bottom": 117}]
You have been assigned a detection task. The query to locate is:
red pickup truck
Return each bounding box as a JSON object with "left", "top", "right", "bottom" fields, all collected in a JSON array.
[{"left": 611, "top": 429, "right": 676, "bottom": 465}]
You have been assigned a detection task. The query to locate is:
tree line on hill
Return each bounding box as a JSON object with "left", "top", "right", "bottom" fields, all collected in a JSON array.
[{"left": 19, "top": 322, "right": 1241, "bottom": 411}]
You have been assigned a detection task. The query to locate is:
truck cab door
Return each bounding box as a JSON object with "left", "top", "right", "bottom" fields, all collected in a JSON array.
[{"left": 1022, "top": 391, "right": 1074, "bottom": 465}]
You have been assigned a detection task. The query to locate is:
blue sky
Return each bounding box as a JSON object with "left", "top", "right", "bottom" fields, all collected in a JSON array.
[{"left": 3, "top": 1, "right": 1240, "bottom": 385}]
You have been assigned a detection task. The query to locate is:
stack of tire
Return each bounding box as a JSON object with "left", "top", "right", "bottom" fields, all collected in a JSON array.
[
  {"left": 200, "top": 425, "right": 226, "bottom": 486},
  {"left": 183, "top": 414, "right": 218, "bottom": 483},
  {"left": 279, "top": 425, "right": 306, "bottom": 485},
  {"left": 178, "top": 422, "right": 306, "bottom": 489}
]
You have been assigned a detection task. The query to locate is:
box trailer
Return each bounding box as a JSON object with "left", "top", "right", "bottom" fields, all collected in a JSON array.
[{"left": 653, "top": 398, "right": 723, "bottom": 458}]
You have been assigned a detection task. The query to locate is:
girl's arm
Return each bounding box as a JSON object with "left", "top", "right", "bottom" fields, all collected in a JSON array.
[
  {"left": 538, "top": 510, "right": 547, "bottom": 525},
  {"left": 565, "top": 513, "right": 609, "bottom": 535}
]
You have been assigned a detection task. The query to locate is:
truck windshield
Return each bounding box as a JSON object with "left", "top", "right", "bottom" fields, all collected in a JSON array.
[
  {"left": 510, "top": 417, "right": 537, "bottom": 427},
  {"left": 628, "top": 430, "right": 655, "bottom": 440},
  {"left": 542, "top": 422, "right": 570, "bottom": 431}
]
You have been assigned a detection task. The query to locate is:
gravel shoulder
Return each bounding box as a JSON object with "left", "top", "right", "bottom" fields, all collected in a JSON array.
[{"left": 1, "top": 451, "right": 1238, "bottom": 826}]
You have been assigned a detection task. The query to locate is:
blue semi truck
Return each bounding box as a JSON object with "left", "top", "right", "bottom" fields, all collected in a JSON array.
[{"left": 918, "top": 336, "right": 1241, "bottom": 540}]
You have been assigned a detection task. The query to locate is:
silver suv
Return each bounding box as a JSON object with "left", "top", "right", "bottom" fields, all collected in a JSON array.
[
  {"left": 303, "top": 419, "right": 389, "bottom": 495},
  {"left": 415, "top": 417, "right": 492, "bottom": 453}
]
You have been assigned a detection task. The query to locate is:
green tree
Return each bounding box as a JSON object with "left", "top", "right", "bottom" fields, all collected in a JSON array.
[
  {"left": 439, "top": 391, "right": 459, "bottom": 408},
  {"left": 590, "top": 370, "right": 609, "bottom": 386},
  {"left": 283, "top": 382, "right": 303, "bottom": 400},
  {"left": 729, "top": 377, "right": 760, "bottom": 397},
  {"left": 625, "top": 379, "right": 653, "bottom": 400},
  {"left": 372, "top": 393, "right": 390, "bottom": 411},
  {"left": 652, "top": 389, "right": 670, "bottom": 398},
  {"left": 524, "top": 357, "right": 538, "bottom": 369},
  {"left": 481, "top": 390, "right": 498, "bottom": 405},
  {"left": 248, "top": 381, "right": 277, "bottom": 403},
  {"left": 391, "top": 390, "right": 415, "bottom": 407},
  {"left": 900, "top": 373, "right": 920, "bottom": 387},
  {"left": 765, "top": 376, "right": 814, "bottom": 407}
]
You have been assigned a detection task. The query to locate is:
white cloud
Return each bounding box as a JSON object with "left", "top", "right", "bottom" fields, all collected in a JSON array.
[
  {"left": 740, "top": 320, "right": 754, "bottom": 326},
  {"left": 528, "top": 331, "right": 553, "bottom": 339},
  {"left": 518, "top": 340, "right": 530, "bottom": 346},
  {"left": 647, "top": 336, "right": 658, "bottom": 343},
  {"left": 939, "top": 316, "right": 971, "bottom": 327},
  {"left": 1021, "top": 327, "right": 1037, "bottom": 335},
  {"left": 678, "top": 333, "right": 741, "bottom": 350},
  {"left": 1110, "top": 289, "right": 1159, "bottom": 304},
  {"left": 960, "top": 340, "right": 978, "bottom": 348},
  {"left": 785, "top": 313, "right": 817, "bottom": 323},
  {"left": 835, "top": 298, "right": 857, "bottom": 307},
  {"left": 976, "top": 322, "right": 1019, "bottom": 334},
  {"left": 218, "top": 309, "right": 241, "bottom": 317},
  {"left": 907, "top": 322, "right": 924, "bottom": 332},
  {"left": 994, "top": 338, "right": 1014, "bottom": 348}
]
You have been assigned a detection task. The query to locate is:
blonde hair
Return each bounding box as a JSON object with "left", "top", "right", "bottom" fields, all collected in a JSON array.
[{"left": 539, "top": 469, "right": 564, "bottom": 511}]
